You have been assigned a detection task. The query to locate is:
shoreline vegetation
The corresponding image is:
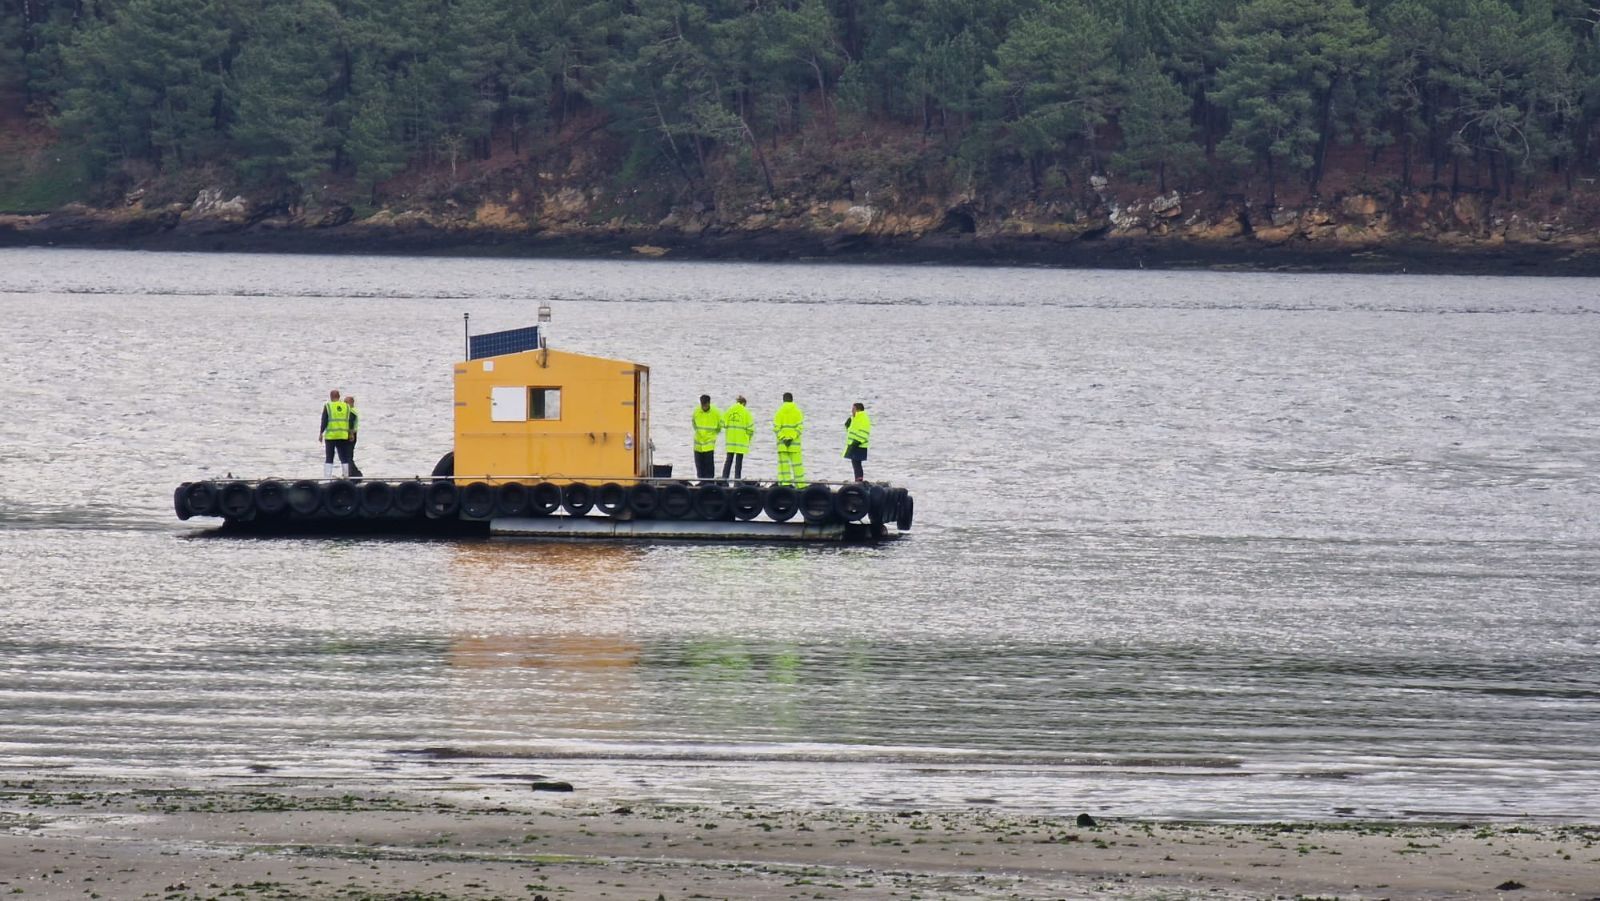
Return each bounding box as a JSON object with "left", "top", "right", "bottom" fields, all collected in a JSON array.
[
  {"left": 8, "top": 0, "right": 1600, "bottom": 277},
  {"left": 1, "top": 775, "right": 1595, "bottom": 900}
]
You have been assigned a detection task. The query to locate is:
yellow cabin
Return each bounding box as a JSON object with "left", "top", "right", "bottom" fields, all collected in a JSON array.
[{"left": 453, "top": 327, "right": 652, "bottom": 483}]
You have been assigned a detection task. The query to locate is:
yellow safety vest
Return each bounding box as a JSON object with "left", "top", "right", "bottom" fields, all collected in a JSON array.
[
  {"left": 692, "top": 405, "right": 723, "bottom": 452},
  {"left": 323, "top": 401, "right": 351, "bottom": 441},
  {"left": 773, "top": 402, "right": 804, "bottom": 445},
  {"left": 844, "top": 411, "right": 871, "bottom": 450},
  {"left": 723, "top": 403, "right": 754, "bottom": 455}
]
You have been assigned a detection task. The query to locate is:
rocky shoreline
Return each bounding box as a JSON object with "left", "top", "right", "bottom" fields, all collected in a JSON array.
[{"left": 6, "top": 185, "right": 1600, "bottom": 275}]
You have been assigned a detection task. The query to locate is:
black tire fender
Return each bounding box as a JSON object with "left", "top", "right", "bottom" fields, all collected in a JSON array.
[
  {"left": 394, "top": 480, "right": 427, "bottom": 516},
  {"left": 693, "top": 484, "right": 730, "bottom": 520},
  {"left": 596, "top": 482, "right": 628, "bottom": 517},
  {"left": 530, "top": 482, "right": 562, "bottom": 516},
  {"left": 218, "top": 481, "right": 255, "bottom": 519},
  {"left": 763, "top": 485, "right": 799, "bottom": 523},
  {"left": 425, "top": 480, "right": 459, "bottom": 518},
  {"left": 359, "top": 480, "right": 394, "bottom": 516},
  {"left": 496, "top": 482, "right": 530, "bottom": 518},
  {"left": 800, "top": 484, "right": 836, "bottom": 524},
  {"left": 833, "top": 483, "right": 869, "bottom": 522},
  {"left": 324, "top": 479, "right": 360, "bottom": 517},
  {"left": 431, "top": 451, "right": 455, "bottom": 478},
  {"left": 184, "top": 481, "right": 219, "bottom": 517},
  {"left": 460, "top": 481, "right": 496, "bottom": 520},
  {"left": 255, "top": 480, "right": 289, "bottom": 516},
  {"left": 867, "top": 484, "right": 889, "bottom": 525},
  {"left": 659, "top": 482, "right": 693, "bottom": 519},
  {"left": 562, "top": 482, "right": 595, "bottom": 517},
  {"left": 287, "top": 479, "right": 322, "bottom": 516},
  {"left": 729, "top": 484, "right": 764, "bottom": 521},
  {"left": 627, "top": 483, "right": 659, "bottom": 517}
]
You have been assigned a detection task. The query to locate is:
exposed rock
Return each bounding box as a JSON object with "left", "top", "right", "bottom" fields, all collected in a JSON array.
[
  {"left": 473, "top": 201, "right": 525, "bottom": 230},
  {"left": 1253, "top": 223, "right": 1299, "bottom": 244},
  {"left": 188, "top": 188, "right": 251, "bottom": 221},
  {"left": 1452, "top": 195, "right": 1484, "bottom": 231},
  {"left": 1151, "top": 192, "right": 1183, "bottom": 218},
  {"left": 309, "top": 204, "right": 354, "bottom": 228},
  {"left": 1186, "top": 212, "right": 1246, "bottom": 241},
  {"left": 1342, "top": 193, "right": 1381, "bottom": 218},
  {"left": 841, "top": 204, "right": 879, "bottom": 233},
  {"left": 631, "top": 244, "right": 668, "bottom": 257}
]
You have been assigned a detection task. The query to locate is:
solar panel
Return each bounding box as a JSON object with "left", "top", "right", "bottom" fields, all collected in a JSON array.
[{"left": 469, "top": 325, "right": 542, "bottom": 360}]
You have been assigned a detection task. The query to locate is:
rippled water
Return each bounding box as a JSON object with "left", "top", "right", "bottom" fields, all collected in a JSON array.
[{"left": 1, "top": 248, "right": 1596, "bottom": 822}]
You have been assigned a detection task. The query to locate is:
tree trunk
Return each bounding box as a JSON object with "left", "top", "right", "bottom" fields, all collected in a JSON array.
[
  {"left": 1266, "top": 153, "right": 1277, "bottom": 208},
  {"left": 1400, "top": 130, "right": 1412, "bottom": 191},
  {"left": 738, "top": 115, "right": 775, "bottom": 197},
  {"left": 1310, "top": 83, "right": 1334, "bottom": 196}
]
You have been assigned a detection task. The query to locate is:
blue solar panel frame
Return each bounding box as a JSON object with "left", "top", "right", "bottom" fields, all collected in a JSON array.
[{"left": 469, "top": 326, "right": 542, "bottom": 360}]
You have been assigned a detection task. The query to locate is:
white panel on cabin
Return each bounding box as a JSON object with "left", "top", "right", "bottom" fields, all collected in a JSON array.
[{"left": 490, "top": 386, "right": 527, "bottom": 422}]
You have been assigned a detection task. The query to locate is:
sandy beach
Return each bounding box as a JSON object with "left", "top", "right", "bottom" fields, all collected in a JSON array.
[{"left": 1, "top": 775, "right": 1594, "bottom": 900}]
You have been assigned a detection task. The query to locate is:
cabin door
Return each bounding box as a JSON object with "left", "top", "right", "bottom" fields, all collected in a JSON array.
[{"left": 634, "top": 369, "right": 650, "bottom": 476}]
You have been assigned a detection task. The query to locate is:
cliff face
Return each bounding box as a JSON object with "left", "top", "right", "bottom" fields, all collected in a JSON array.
[{"left": 5, "top": 163, "right": 1599, "bottom": 274}]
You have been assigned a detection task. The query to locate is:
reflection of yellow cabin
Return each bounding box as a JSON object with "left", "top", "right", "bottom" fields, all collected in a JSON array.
[{"left": 453, "top": 345, "right": 651, "bottom": 482}]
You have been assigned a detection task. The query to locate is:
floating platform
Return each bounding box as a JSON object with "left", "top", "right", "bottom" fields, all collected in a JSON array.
[{"left": 174, "top": 477, "right": 913, "bottom": 543}]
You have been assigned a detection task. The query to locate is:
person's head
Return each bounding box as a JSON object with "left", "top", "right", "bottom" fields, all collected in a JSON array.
[
  {"left": 329, "top": 389, "right": 341, "bottom": 401},
  {"left": 699, "top": 394, "right": 711, "bottom": 409},
  {"left": 782, "top": 392, "right": 793, "bottom": 402},
  {"left": 736, "top": 395, "right": 746, "bottom": 406},
  {"left": 853, "top": 402, "right": 865, "bottom": 413}
]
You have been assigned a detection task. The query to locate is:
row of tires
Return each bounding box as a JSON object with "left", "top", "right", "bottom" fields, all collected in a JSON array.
[{"left": 176, "top": 478, "right": 914, "bottom": 530}]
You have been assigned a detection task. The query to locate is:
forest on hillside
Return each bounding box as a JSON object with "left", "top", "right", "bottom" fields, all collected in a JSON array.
[{"left": 3, "top": 0, "right": 1599, "bottom": 212}]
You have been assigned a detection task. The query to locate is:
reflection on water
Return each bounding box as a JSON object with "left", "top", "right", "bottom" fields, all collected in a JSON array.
[{"left": 1, "top": 248, "right": 1597, "bottom": 821}]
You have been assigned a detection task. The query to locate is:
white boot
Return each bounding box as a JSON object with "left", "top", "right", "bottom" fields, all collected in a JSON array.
[
  {"left": 338, "top": 463, "right": 349, "bottom": 478},
  {"left": 323, "top": 463, "right": 336, "bottom": 479}
]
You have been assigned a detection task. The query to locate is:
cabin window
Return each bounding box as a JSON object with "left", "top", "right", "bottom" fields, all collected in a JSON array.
[{"left": 529, "top": 387, "right": 561, "bottom": 420}]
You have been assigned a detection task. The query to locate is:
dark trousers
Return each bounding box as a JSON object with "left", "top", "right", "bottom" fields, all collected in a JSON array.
[
  {"left": 324, "top": 439, "right": 353, "bottom": 465},
  {"left": 846, "top": 445, "right": 867, "bottom": 481},
  {"left": 721, "top": 452, "right": 744, "bottom": 480},
  {"left": 694, "top": 450, "right": 716, "bottom": 479}
]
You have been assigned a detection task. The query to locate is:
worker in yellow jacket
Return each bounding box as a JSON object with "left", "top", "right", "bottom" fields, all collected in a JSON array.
[
  {"left": 721, "top": 395, "right": 754, "bottom": 480},
  {"left": 843, "top": 402, "right": 871, "bottom": 482},
  {"left": 772, "top": 392, "right": 806, "bottom": 487},
  {"left": 320, "top": 388, "right": 353, "bottom": 478},
  {"left": 692, "top": 394, "right": 724, "bottom": 480}
]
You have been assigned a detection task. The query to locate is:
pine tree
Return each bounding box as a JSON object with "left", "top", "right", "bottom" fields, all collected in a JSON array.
[
  {"left": 231, "top": 0, "right": 339, "bottom": 190},
  {"left": 1113, "top": 52, "right": 1200, "bottom": 191}
]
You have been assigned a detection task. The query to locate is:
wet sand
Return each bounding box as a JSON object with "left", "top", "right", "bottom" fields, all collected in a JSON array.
[{"left": 1, "top": 775, "right": 1595, "bottom": 899}]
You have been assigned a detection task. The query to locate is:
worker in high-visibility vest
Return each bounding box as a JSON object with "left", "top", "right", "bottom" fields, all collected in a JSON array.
[
  {"left": 772, "top": 392, "right": 806, "bottom": 487},
  {"left": 320, "top": 388, "right": 353, "bottom": 478},
  {"left": 345, "top": 395, "right": 363, "bottom": 479},
  {"left": 692, "top": 394, "right": 724, "bottom": 480},
  {"left": 842, "top": 402, "right": 872, "bottom": 482},
  {"left": 721, "top": 394, "right": 754, "bottom": 480}
]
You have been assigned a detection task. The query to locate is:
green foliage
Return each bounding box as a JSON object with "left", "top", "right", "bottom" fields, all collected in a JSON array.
[
  {"left": 1210, "top": 0, "right": 1383, "bottom": 201},
  {"left": 9, "top": 0, "right": 1600, "bottom": 207},
  {"left": 0, "top": 145, "right": 91, "bottom": 212},
  {"left": 1112, "top": 53, "right": 1200, "bottom": 190},
  {"left": 230, "top": 0, "right": 340, "bottom": 190}
]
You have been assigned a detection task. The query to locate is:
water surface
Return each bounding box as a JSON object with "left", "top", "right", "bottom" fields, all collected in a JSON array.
[{"left": 1, "top": 248, "right": 1596, "bottom": 822}]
